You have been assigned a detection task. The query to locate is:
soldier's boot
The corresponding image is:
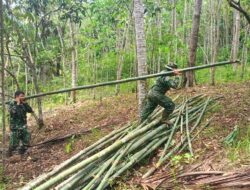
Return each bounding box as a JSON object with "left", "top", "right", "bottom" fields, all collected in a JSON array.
[
  {"left": 161, "top": 109, "right": 173, "bottom": 125},
  {"left": 7, "top": 147, "right": 15, "bottom": 157},
  {"left": 18, "top": 145, "right": 27, "bottom": 155}
]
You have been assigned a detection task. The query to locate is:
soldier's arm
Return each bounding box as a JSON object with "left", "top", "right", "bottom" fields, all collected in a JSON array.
[
  {"left": 23, "top": 102, "right": 34, "bottom": 113},
  {"left": 8, "top": 102, "right": 17, "bottom": 116},
  {"left": 168, "top": 77, "right": 180, "bottom": 89}
]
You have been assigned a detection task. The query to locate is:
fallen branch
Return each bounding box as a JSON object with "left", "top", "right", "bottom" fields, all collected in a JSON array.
[{"left": 30, "top": 125, "right": 105, "bottom": 147}]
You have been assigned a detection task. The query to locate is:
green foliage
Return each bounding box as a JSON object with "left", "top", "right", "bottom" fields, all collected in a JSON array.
[
  {"left": 170, "top": 153, "right": 193, "bottom": 168},
  {"left": 0, "top": 166, "right": 8, "bottom": 190},
  {"left": 2, "top": 0, "right": 250, "bottom": 108},
  {"left": 226, "top": 126, "right": 250, "bottom": 163},
  {"left": 65, "top": 135, "right": 76, "bottom": 154}
]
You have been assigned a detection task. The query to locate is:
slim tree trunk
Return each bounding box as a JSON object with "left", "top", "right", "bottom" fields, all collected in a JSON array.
[
  {"left": 240, "top": 24, "right": 249, "bottom": 79},
  {"left": 172, "top": 0, "right": 178, "bottom": 63},
  {"left": 69, "top": 20, "right": 77, "bottom": 103},
  {"left": 27, "top": 45, "right": 44, "bottom": 128},
  {"left": 210, "top": 0, "right": 221, "bottom": 86},
  {"left": 231, "top": 9, "right": 241, "bottom": 73},
  {"left": 57, "top": 26, "right": 67, "bottom": 104},
  {"left": 0, "top": 0, "right": 6, "bottom": 176},
  {"left": 186, "top": 0, "right": 203, "bottom": 87},
  {"left": 156, "top": 0, "right": 162, "bottom": 73},
  {"left": 116, "top": 22, "right": 129, "bottom": 95},
  {"left": 133, "top": 0, "right": 148, "bottom": 115}
]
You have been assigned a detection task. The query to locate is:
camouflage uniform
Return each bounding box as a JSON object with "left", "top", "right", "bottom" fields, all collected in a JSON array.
[
  {"left": 141, "top": 71, "right": 180, "bottom": 122},
  {"left": 8, "top": 101, "right": 33, "bottom": 154}
]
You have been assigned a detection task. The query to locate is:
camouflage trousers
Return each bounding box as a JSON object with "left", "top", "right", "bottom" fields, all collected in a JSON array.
[
  {"left": 140, "top": 90, "right": 175, "bottom": 122},
  {"left": 9, "top": 125, "right": 30, "bottom": 150}
]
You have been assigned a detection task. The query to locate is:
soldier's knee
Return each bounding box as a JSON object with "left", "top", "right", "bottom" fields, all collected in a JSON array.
[{"left": 168, "top": 101, "right": 175, "bottom": 112}]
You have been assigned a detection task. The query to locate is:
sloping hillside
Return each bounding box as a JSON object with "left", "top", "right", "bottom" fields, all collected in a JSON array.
[{"left": 4, "top": 82, "right": 250, "bottom": 189}]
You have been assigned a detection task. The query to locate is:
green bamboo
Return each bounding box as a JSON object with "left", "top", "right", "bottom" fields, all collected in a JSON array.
[
  {"left": 185, "top": 103, "right": 193, "bottom": 156},
  {"left": 21, "top": 123, "right": 133, "bottom": 190},
  {"left": 101, "top": 135, "right": 170, "bottom": 190},
  {"left": 142, "top": 97, "right": 211, "bottom": 178},
  {"left": 34, "top": 117, "right": 162, "bottom": 190},
  {"left": 178, "top": 118, "right": 212, "bottom": 153},
  {"left": 56, "top": 159, "right": 100, "bottom": 190},
  {"left": 82, "top": 152, "right": 120, "bottom": 190},
  {"left": 7, "top": 61, "right": 238, "bottom": 103},
  {"left": 159, "top": 100, "right": 186, "bottom": 161}
]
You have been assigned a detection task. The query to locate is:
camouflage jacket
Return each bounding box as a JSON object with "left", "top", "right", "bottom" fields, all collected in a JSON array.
[
  {"left": 151, "top": 70, "right": 180, "bottom": 94},
  {"left": 8, "top": 100, "right": 33, "bottom": 129}
]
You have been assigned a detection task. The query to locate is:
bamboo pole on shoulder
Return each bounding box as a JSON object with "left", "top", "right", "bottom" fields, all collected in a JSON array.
[{"left": 1, "top": 61, "right": 239, "bottom": 106}]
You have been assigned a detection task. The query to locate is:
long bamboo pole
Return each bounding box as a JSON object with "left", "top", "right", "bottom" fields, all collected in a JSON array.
[{"left": 1, "top": 61, "right": 239, "bottom": 105}]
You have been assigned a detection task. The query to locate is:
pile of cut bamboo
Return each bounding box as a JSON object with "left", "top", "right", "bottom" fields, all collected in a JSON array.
[{"left": 21, "top": 95, "right": 218, "bottom": 190}]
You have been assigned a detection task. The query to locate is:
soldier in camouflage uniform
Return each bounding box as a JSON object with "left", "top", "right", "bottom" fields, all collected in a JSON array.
[
  {"left": 141, "top": 63, "right": 181, "bottom": 123},
  {"left": 8, "top": 91, "right": 33, "bottom": 156}
]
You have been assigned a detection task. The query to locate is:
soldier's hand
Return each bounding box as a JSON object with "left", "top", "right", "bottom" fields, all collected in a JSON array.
[
  {"left": 173, "top": 69, "right": 181, "bottom": 76},
  {"left": 16, "top": 98, "right": 21, "bottom": 105}
]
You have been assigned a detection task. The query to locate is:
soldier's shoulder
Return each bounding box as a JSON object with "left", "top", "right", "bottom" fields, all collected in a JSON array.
[{"left": 8, "top": 100, "right": 16, "bottom": 106}]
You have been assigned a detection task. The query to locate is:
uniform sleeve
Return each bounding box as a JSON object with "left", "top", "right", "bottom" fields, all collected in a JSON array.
[
  {"left": 168, "top": 77, "right": 180, "bottom": 89},
  {"left": 8, "top": 102, "right": 17, "bottom": 116},
  {"left": 23, "top": 103, "right": 34, "bottom": 113}
]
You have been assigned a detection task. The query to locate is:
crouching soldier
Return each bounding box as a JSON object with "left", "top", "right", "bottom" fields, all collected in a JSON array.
[
  {"left": 140, "top": 63, "right": 181, "bottom": 123},
  {"left": 7, "top": 91, "right": 33, "bottom": 156}
]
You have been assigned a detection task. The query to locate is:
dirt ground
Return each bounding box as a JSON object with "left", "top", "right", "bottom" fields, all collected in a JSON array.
[{"left": 2, "top": 81, "right": 250, "bottom": 189}]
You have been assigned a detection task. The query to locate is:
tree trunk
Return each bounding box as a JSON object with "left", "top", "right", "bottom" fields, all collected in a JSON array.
[
  {"left": 156, "top": 0, "right": 162, "bottom": 73},
  {"left": 69, "top": 20, "right": 77, "bottom": 103},
  {"left": 0, "top": 0, "right": 6, "bottom": 175},
  {"left": 57, "top": 25, "right": 67, "bottom": 104},
  {"left": 27, "top": 44, "right": 44, "bottom": 128},
  {"left": 210, "top": 0, "right": 221, "bottom": 86},
  {"left": 116, "top": 23, "right": 128, "bottom": 95},
  {"left": 133, "top": 0, "right": 148, "bottom": 115},
  {"left": 240, "top": 24, "right": 249, "bottom": 79},
  {"left": 230, "top": 9, "right": 241, "bottom": 73},
  {"left": 186, "top": 0, "right": 203, "bottom": 87}
]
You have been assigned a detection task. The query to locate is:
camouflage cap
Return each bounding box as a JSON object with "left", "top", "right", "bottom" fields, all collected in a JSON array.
[{"left": 164, "top": 63, "right": 178, "bottom": 71}]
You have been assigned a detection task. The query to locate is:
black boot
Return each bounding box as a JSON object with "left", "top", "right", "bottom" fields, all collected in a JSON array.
[
  {"left": 18, "top": 146, "right": 27, "bottom": 155},
  {"left": 7, "top": 147, "right": 15, "bottom": 157},
  {"left": 161, "top": 110, "right": 173, "bottom": 125}
]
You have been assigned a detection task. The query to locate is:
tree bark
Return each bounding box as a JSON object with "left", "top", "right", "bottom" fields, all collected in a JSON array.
[
  {"left": 69, "top": 20, "right": 77, "bottom": 103},
  {"left": 57, "top": 25, "right": 67, "bottom": 104},
  {"left": 133, "top": 0, "right": 148, "bottom": 115},
  {"left": 227, "top": 0, "right": 250, "bottom": 24},
  {"left": 240, "top": 24, "right": 249, "bottom": 79},
  {"left": 186, "top": 0, "right": 203, "bottom": 87},
  {"left": 0, "top": 0, "right": 6, "bottom": 176},
  {"left": 27, "top": 44, "right": 44, "bottom": 128},
  {"left": 115, "top": 22, "right": 128, "bottom": 95},
  {"left": 230, "top": 9, "right": 241, "bottom": 73},
  {"left": 210, "top": 0, "right": 221, "bottom": 86}
]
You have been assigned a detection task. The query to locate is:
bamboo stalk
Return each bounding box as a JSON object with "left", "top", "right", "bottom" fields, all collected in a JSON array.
[
  {"left": 12, "top": 61, "right": 240, "bottom": 102},
  {"left": 185, "top": 103, "right": 193, "bottom": 156},
  {"left": 21, "top": 123, "right": 133, "bottom": 190},
  {"left": 35, "top": 118, "right": 162, "bottom": 190},
  {"left": 143, "top": 98, "right": 212, "bottom": 178},
  {"left": 159, "top": 100, "right": 187, "bottom": 161}
]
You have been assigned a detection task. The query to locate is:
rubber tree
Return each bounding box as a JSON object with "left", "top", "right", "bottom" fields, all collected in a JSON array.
[
  {"left": 133, "top": 0, "right": 148, "bottom": 115},
  {"left": 230, "top": 9, "right": 241, "bottom": 73},
  {"left": 227, "top": 0, "right": 250, "bottom": 24},
  {"left": 0, "top": 0, "right": 6, "bottom": 175},
  {"left": 186, "top": 0, "right": 203, "bottom": 87}
]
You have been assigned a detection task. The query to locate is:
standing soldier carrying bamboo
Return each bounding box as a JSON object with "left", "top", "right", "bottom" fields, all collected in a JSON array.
[
  {"left": 7, "top": 91, "right": 34, "bottom": 156},
  {"left": 141, "top": 63, "right": 181, "bottom": 123}
]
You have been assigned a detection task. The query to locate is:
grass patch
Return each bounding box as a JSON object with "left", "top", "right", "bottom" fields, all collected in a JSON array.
[
  {"left": 225, "top": 125, "right": 250, "bottom": 164},
  {"left": 0, "top": 166, "right": 7, "bottom": 190}
]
